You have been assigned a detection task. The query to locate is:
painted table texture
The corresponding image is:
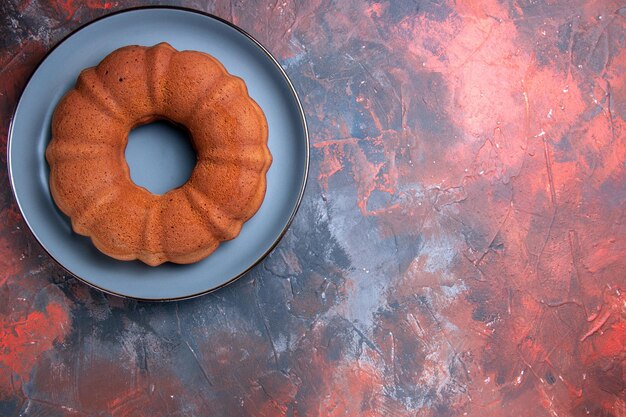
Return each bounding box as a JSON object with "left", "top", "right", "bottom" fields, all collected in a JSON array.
[{"left": 1, "top": 0, "right": 625, "bottom": 416}]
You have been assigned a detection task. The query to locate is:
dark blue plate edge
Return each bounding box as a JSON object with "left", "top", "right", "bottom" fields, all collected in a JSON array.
[{"left": 6, "top": 5, "right": 310, "bottom": 302}]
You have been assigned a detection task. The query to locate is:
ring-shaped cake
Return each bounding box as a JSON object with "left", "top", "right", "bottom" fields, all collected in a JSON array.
[{"left": 46, "top": 43, "right": 272, "bottom": 266}]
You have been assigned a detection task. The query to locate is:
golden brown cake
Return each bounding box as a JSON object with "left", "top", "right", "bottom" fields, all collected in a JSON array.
[{"left": 46, "top": 43, "right": 272, "bottom": 266}]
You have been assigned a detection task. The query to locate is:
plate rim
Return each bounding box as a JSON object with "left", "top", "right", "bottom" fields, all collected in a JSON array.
[{"left": 6, "top": 5, "right": 310, "bottom": 302}]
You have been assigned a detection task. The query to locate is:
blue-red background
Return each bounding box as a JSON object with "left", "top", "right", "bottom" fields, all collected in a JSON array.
[{"left": 1, "top": 1, "right": 625, "bottom": 416}]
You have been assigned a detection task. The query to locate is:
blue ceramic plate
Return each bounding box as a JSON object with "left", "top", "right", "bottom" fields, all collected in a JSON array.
[{"left": 8, "top": 7, "right": 309, "bottom": 301}]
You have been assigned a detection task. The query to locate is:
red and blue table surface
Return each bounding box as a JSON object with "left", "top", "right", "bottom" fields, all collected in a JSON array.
[{"left": 0, "top": 1, "right": 624, "bottom": 416}]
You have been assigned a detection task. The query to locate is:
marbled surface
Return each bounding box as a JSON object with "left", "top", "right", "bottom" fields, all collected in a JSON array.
[{"left": 1, "top": 1, "right": 625, "bottom": 416}]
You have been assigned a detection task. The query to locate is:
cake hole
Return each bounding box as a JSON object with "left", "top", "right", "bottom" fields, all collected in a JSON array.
[{"left": 125, "top": 120, "right": 196, "bottom": 195}]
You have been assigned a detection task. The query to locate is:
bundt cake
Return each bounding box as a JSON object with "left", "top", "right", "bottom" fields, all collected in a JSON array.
[{"left": 46, "top": 43, "right": 272, "bottom": 266}]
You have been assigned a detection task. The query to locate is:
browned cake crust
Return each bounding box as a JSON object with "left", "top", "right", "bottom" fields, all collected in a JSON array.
[{"left": 46, "top": 43, "right": 272, "bottom": 266}]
